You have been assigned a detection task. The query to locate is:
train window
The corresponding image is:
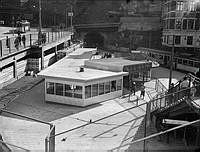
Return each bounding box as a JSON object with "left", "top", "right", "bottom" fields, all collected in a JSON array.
[
  {"left": 178, "top": 59, "right": 182, "bottom": 64},
  {"left": 183, "top": 60, "right": 188, "bottom": 65},
  {"left": 194, "top": 62, "right": 200, "bottom": 67},
  {"left": 188, "top": 61, "right": 193, "bottom": 66}
]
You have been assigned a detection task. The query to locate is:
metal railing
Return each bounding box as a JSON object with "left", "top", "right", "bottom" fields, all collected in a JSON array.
[
  {"left": 0, "top": 29, "right": 71, "bottom": 58},
  {"left": 155, "top": 79, "right": 168, "bottom": 94},
  {"left": 151, "top": 73, "right": 200, "bottom": 112},
  {"left": 111, "top": 119, "right": 200, "bottom": 151}
]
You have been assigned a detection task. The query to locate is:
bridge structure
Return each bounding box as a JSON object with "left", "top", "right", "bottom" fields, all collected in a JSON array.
[
  {"left": 0, "top": 29, "right": 73, "bottom": 88},
  {"left": 74, "top": 22, "right": 120, "bottom": 48}
]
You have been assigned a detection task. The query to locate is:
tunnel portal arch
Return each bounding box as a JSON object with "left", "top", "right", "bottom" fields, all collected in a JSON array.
[{"left": 84, "top": 32, "right": 105, "bottom": 48}]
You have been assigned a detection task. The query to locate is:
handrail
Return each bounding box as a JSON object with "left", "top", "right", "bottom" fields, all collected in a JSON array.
[
  {"left": 0, "top": 109, "right": 52, "bottom": 126},
  {"left": 0, "top": 140, "right": 30, "bottom": 152},
  {"left": 110, "top": 119, "right": 200, "bottom": 151}
]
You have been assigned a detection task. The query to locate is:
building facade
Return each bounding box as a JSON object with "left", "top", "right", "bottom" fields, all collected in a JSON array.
[{"left": 162, "top": 0, "right": 200, "bottom": 56}]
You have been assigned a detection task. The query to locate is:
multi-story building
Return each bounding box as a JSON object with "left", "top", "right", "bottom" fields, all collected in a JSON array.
[
  {"left": 0, "top": 0, "right": 21, "bottom": 26},
  {"left": 162, "top": 0, "right": 200, "bottom": 56}
]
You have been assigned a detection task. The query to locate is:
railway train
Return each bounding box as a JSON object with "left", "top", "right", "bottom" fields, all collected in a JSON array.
[{"left": 137, "top": 47, "right": 200, "bottom": 74}]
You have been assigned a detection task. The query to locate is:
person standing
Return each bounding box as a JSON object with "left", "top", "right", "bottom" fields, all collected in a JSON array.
[
  {"left": 22, "top": 35, "right": 26, "bottom": 47},
  {"left": 140, "top": 84, "right": 145, "bottom": 99}
]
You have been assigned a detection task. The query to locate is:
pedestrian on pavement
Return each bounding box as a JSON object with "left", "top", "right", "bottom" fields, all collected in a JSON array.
[
  {"left": 22, "top": 35, "right": 26, "bottom": 47},
  {"left": 6, "top": 36, "right": 9, "bottom": 48},
  {"left": 140, "top": 83, "right": 145, "bottom": 99},
  {"left": 131, "top": 81, "right": 136, "bottom": 95},
  {"left": 14, "top": 37, "right": 19, "bottom": 50},
  {"left": 17, "top": 33, "right": 21, "bottom": 46},
  {"left": 180, "top": 76, "right": 190, "bottom": 98}
]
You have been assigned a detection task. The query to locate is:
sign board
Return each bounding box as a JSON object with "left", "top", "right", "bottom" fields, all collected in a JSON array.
[{"left": 68, "top": 12, "right": 73, "bottom": 16}]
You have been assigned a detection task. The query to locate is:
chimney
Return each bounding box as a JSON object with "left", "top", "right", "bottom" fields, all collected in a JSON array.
[{"left": 79, "top": 67, "right": 84, "bottom": 72}]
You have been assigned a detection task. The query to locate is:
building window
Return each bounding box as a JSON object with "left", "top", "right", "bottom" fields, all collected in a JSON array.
[
  {"left": 171, "top": 1, "right": 176, "bottom": 11},
  {"left": 169, "top": 19, "right": 175, "bottom": 29},
  {"left": 117, "top": 79, "right": 122, "bottom": 91},
  {"left": 176, "top": 1, "right": 183, "bottom": 11},
  {"left": 64, "top": 84, "right": 73, "bottom": 97},
  {"left": 187, "top": 36, "right": 193, "bottom": 45},
  {"left": 188, "top": 19, "right": 194, "bottom": 30},
  {"left": 105, "top": 81, "right": 111, "bottom": 94},
  {"left": 189, "top": 1, "right": 195, "bottom": 11},
  {"left": 182, "top": 19, "right": 187, "bottom": 29},
  {"left": 195, "top": 19, "right": 200, "bottom": 30},
  {"left": 99, "top": 83, "right": 104, "bottom": 95},
  {"left": 55, "top": 83, "right": 63, "bottom": 96},
  {"left": 175, "top": 36, "right": 181, "bottom": 45},
  {"left": 176, "top": 19, "right": 182, "bottom": 29},
  {"left": 85, "top": 85, "right": 91, "bottom": 99},
  {"left": 46, "top": 82, "right": 54, "bottom": 95},
  {"left": 92, "top": 84, "right": 98, "bottom": 97},
  {"left": 74, "top": 85, "right": 82, "bottom": 99},
  {"left": 111, "top": 80, "right": 116, "bottom": 92}
]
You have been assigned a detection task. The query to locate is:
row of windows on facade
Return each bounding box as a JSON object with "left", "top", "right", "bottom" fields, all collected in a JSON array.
[
  {"left": 163, "top": 1, "right": 200, "bottom": 13},
  {"left": 46, "top": 79, "right": 122, "bottom": 99},
  {"left": 163, "top": 35, "right": 194, "bottom": 45},
  {"left": 163, "top": 18, "right": 200, "bottom": 30}
]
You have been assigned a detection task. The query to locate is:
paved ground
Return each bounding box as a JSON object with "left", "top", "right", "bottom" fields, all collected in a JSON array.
[{"left": 0, "top": 46, "right": 186, "bottom": 151}]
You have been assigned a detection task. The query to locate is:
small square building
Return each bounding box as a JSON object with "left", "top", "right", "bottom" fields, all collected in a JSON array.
[
  {"left": 38, "top": 58, "right": 128, "bottom": 107},
  {"left": 84, "top": 58, "right": 152, "bottom": 88}
]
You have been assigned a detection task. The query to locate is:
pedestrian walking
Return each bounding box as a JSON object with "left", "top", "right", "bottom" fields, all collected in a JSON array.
[
  {"left": 131, "top": 81, "right": 136, "bottom": 95},
  {"left": 18, "top": 33, "right": 21, "bottom": 46},
  {"left": 22, "top": 35, "right": 26, "bottom": 47},
  {"left": 140, "top": 84, "right": 145, "bottom": 99},
  {"left": 14, "top": 37, "right": 19, "bottom": 50}
]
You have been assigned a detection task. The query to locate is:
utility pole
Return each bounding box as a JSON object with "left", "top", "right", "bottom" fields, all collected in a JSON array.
[
  {"left": 65, "top": 8, "right": 68, "bottom": 29},
  {"left": 70, "top": 5, "right": 73, "bottom": 31},
  {"left": 38, "top": 0, "right": 42, "bottom": 44},
  {"left": 169, "top": 35, "right": 175, "bottom": 89}
]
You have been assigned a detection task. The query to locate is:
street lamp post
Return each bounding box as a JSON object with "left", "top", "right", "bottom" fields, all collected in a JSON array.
[
  {"left": 169, "top": 35, "right": 175, "bottom": 89},
  {"left": 38, "top": 0, "right": 42, "bottom": 44}
]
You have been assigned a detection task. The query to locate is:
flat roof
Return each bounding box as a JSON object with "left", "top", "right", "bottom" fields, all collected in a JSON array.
[
  {"left": 86, "top": 58, "right": 150, "bottom": 67},
  {"left": 38, "top": 58, "right": 127, "bottom": 82}
]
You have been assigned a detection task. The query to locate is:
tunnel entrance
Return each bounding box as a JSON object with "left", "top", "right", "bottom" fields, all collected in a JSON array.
[{"left": 84, "top": 32, "right": 104, "bottom": 48}]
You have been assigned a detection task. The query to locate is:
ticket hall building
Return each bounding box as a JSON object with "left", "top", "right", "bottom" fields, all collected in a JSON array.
[{"left": 39, "top": 58, "right": 128, "bottom": 107}]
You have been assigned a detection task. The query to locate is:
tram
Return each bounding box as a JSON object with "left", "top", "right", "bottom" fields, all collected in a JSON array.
[{"left": 137, "top": 47, "right": 200, "bottom": 74}]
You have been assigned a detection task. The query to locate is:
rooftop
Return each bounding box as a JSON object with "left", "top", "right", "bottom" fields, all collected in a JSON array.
[{"left": 38, "top": 58, "right": 128, "bottom": 82}]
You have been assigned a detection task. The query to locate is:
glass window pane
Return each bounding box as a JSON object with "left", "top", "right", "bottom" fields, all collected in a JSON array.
[
  {"left": 85, "top": 85, "right": 91, "bottom": 99},
  {"left": 74, "top": 85, "right": 82, "bottom": 99},
  {"left": 183, "top": 60, "right": 188, "bottom": 65},
  {"left": 117, "top": 79, "right": 122, "bottom": 90},
  {"left": 169, "top": 19, "right": 175, "bottom": 29},
  {"left": 46, "top": 82, "right": 54, "bottom": 94},
  {"left": 175, "top": 36, "right": 181, "bottom": 44},
  {"left": 55, "top": 83, "right": 63, "bottom": 96},
  {"left": 105, "top": 82, "right": 111, "bottom": 94},
  {"left": 64, "top": 84, "right": 73, "bottom": 97},
  {"left": 188, "top": 19, "right": 194, "bottom": 30},
  {"left": 92, "top": 84, "right": 98, "bottom": 97},
  {"left": 99, "top": 83, "right": 104, "bottom": 95},
  {"left": 183, "top": 19, "right": 187, "bottom": 29},
  {"left": 178, "top": 58, "right": 182, "bottom": 64},
  {"left": 111, "top": 80, "right": 116, "bottom": 92},
  {"left": 187, "top": 36, "right": 193, "bottom": 45}
]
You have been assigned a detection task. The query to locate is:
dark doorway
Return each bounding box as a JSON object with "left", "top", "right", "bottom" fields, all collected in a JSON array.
[{"left": 84, "top": 32, "right": 104, "bottom": 48}]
